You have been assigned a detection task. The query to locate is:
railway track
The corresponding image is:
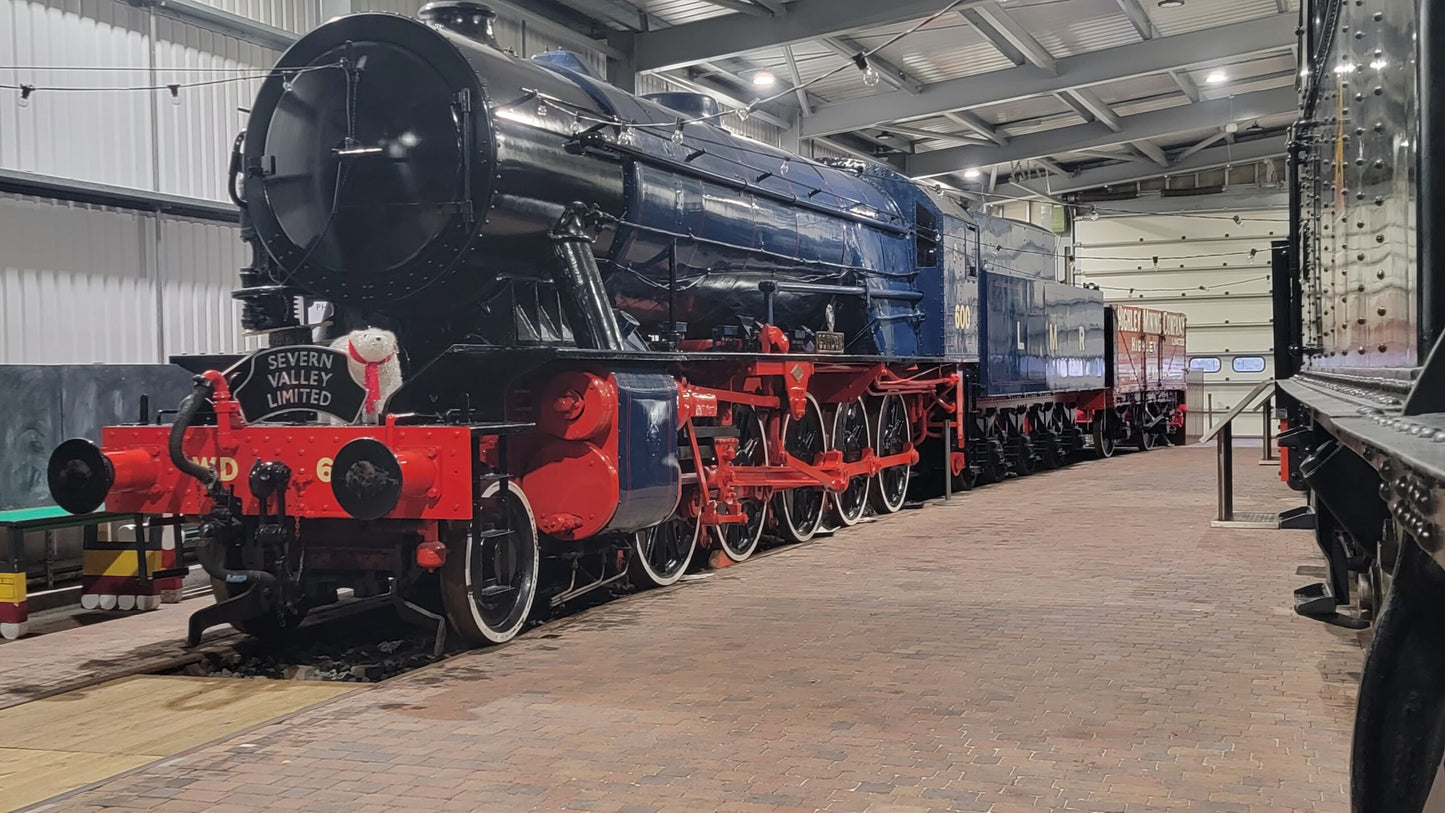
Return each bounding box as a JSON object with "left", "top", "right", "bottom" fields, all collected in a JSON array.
[{"left": 7, "top": 520, "right": 829, "bottom": 709}]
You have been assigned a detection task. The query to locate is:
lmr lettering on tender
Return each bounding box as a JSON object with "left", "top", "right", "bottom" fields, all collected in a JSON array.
[{"left": 264, "top": 349, "right": 337, "bottom": 409}]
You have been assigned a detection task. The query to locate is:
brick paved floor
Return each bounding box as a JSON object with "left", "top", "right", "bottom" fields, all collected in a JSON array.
[{"left": 24, "top": 446, "right": 1362, "bottom": 812}]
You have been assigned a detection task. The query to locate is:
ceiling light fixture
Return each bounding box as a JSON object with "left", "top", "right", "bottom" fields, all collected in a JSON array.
[
  {"left": 752, "top": 71, "right": 777, "bottom": 87},
  {"left": 1156, "top": 0, "right": 1184, "bottom": 8},
  {"left": 963, "top": 168, "right": 982, "bottom": 180},
  {"left": 1205, "top": 70, "right": 1228, "bottom": 84},
  {"left": 853, "top": 53, "right": 882, "bottom": 87}
]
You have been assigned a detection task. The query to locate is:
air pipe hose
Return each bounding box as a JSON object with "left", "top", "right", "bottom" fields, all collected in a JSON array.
[
  {"left": 168, "top": 377, "right": 276, "bottom": 595},
  {"left": 169, "top": 377, "right": 220, "bottom": 491}
]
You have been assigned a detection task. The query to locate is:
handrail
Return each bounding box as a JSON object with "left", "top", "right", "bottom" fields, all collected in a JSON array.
[
  {"left": 1199, "top": 379, "right": 1276, "bottom": 443},
  {"left": 1200, "top": 378, "right": 1276, "bottom": 523}
]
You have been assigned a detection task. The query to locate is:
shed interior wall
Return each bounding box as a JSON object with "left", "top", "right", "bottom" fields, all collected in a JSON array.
[
  {"left": 1075, "top": 207, "right": 1286, "bottom": 438},
  {"left": 0, "top": 0, "right": 612, "bottom": 364}
]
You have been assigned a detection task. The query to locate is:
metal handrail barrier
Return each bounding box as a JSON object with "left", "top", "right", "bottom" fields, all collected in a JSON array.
[
  {"left": 1199, "top": 379, "right": 1277, "bottom": 522},
  {"left": 1261, "top": 398, "right": 1276, "bottom": 462}
]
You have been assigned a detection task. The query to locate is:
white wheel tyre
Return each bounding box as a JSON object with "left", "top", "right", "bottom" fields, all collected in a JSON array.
[
  {"left": 117, "top": 594, "right": 136, "bottom": 611},
  {"left": 441, "top": 481, "right": 540, "bottom": 646},
  {"left": 81, "top": 593, "right": 100, "bottom": 610},
  {"left": 630, "top": 512, "right": 700, "bottom": 588},
  {"left": 1092, "top": 414, "right": 1116, "bottom": 459},
  {"left": 870, "top": 394, "right": 912, "bottom": 514},
  {"left": 98, "top": 594, "right": 117, "bottom": 611},
  {"left": 776, "top": 394, "right": 828, "bottom": 543},
  {"left": 830, "top": 398, "right": 872, "bottom": 526},
  {"left": 713, "top": 406, "right": 769, "bottom": 562},
  {"left": 0, "top": 622, "right": 26, "bottom": 640}
]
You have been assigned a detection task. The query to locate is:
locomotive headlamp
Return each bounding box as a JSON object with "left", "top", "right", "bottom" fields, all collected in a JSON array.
[
  {"left": 47, "top": 439, "right": 157, "bottom": 515},
  {"left": 331, "top": 438, "right": 439, "bottom": 520}
]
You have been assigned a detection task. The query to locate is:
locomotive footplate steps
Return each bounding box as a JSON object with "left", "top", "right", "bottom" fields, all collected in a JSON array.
[{"left": 1292, "top": 581, "right": 1370, "bottom": 630}]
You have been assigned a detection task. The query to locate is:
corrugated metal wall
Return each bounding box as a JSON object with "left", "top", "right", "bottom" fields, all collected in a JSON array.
[
  {"left": 2, "top": 0, "right": 155, "bottom": 189},
  {"left": 1, "top": 0, "right": 278, "bottom": 198},
  {"left": 190, "top": 0, "right": 320, "bottom": 33},
  {"left": 1, "top": 192, "right": 155, "bottom": 363},
  {"left": 0, "top": 191, "right": 255, "bottom": 364},
  {"left": 159, "top": 215, "right": 262, "bottom": 359},
  {"left": 151, "top": 17, "right": 277, "bottom": 201},
  {"left": 1075, "top": 208, "right": 1286, "bottom": 438}
]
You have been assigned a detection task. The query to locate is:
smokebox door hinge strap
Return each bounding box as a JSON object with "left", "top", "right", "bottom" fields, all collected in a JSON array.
[{"left": 454, "top": 89, "right": 475, "bottom": 224}]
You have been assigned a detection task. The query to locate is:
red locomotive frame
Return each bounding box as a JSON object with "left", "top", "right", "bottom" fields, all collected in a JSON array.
[{"left": 46, "top": 308, "right": 1185, "bottom": 648}]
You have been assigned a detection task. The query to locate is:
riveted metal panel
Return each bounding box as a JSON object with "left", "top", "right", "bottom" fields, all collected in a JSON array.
[{"left": 1298, "top": 0, "right": 1417, "bottom": 375}]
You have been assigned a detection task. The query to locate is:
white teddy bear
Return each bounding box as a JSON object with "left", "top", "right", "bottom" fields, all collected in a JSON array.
[{"left": 330, "top": 328, "right": 402, "bottom": 425}]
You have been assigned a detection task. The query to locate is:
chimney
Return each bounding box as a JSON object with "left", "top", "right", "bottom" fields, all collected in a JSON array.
[{"left": 418, "top": 1, "right": 499, "bottom": 48}]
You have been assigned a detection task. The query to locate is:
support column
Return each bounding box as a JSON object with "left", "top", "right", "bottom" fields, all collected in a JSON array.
[{"left": 1215, "top": 424, "right": 1234, "bottom": 522}]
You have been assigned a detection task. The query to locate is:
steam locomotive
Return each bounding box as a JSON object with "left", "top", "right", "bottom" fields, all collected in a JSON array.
[
  {"left": 42, "top": 2, "right": 1186, "bottom": 648},
  {"left": 1275, "top": 0, "right": 1445, "bottom": 804}
]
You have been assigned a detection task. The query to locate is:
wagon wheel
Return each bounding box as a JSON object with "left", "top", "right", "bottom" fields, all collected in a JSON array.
[
  {"left": 713, "top": 404, "right": 768, "bottom": 562},
  {"left": 1011, "top": 429, "right": 1035, "bottom": 476},
  {"left": 1357, "top": 562, "right": 1383, "bottom": 624},
  {"left": 1031, "top": 410, "right": 1061, "bottom": 471},
  {"left": 870, "top": 394, "right": 911, "bottom": 514},
  {"left": 1137, "top": 405, "right": 1159, "bottom": 451},
  {"left": 441, "top": 481, "right": 539, "bottom": 645},
  {"left": 1034, "top": 432, "right": 1062, "bottom": 470},
  {"left": 775, "top": 394, "right": 828, "bottom": 543},
  {"left": 976, "top": 420, "right": 1005, "bottom": 485},
  {"left": 629, "top": 507, "right": 699, "bottom": 588},
  {"left": 1092, "top": 413, "right": 1116, "bottom": 459},
  {"left": 952, "top": 465, "right": 978, "bottom": 492},
  {"left": 830, "top": 397, "right": 872, "bottom": 526}
]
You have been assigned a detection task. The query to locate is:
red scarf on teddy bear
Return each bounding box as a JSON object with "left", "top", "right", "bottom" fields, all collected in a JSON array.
[{"left": 347, "top": 340, "right": 395, "bottom": 412}]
